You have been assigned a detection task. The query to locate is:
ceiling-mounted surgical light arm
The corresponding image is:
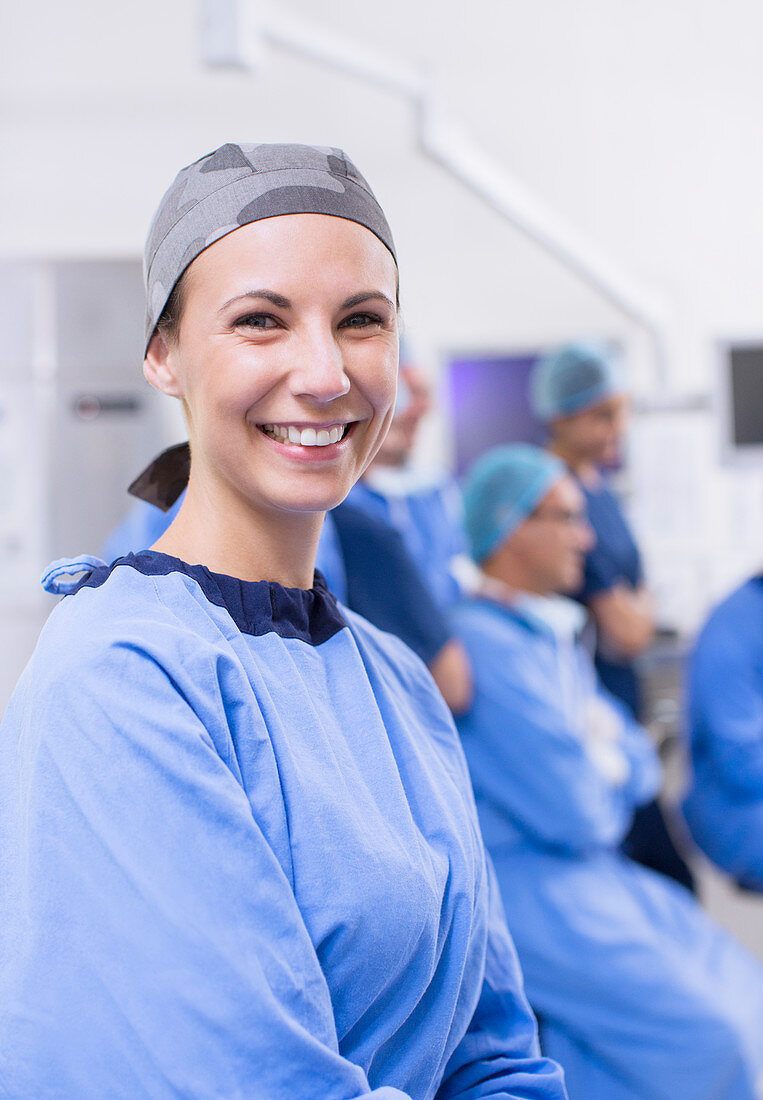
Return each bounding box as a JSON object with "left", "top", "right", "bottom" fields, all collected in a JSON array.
[
  {"left": 201, "top": 0, "right": 427, "bottom": 96},
  {"left": 200, "top": 0, "right": 669, "bottom": 372}
]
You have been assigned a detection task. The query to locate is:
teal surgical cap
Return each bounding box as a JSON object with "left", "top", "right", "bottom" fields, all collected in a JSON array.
[
  {"left": 530, "top": 340, "right": 624, "bottom": 423},
  {"left": 463, "top": 444, "right": 566, "bottom": 563}
]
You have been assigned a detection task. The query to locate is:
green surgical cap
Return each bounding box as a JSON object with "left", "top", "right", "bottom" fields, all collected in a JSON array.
[
  {"left": 530, "top": 341, "right": 623, "bottom": 423},
  {"left": 462, "top": 444, "right": 566, "bottom": 563}
]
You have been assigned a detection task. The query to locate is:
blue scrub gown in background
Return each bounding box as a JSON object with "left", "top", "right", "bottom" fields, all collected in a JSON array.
[
  {"left": 0, "top": 553, "right": 565, "bottom": 1099},
  {"left": 101, "top": 494, "right": 184, "bottom": 565},
  {"left": 347, "top": 476, "right": 467, "bottom": 611},
  {"left": 684, "top": 576, "right": 763, "bottom": 890},
  {"left": 331, "top": 502, "right": 452, "bottom": 666},
  {"left": 574, "top": 472, "right": 696, "bottom": 894},
  {"left": 453, "top": 595, "right": 763, "bottom": 1100}
]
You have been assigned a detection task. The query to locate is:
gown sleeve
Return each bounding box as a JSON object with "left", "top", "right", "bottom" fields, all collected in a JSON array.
[
  {"left": 590, "top": 677, "right": 662, "bottom": 807},
  {"left": 689, "top": 612, "right": 763, "bottom": 796},
  {"left": 0, "top": 622, "right": 409, "bottom": 1100},
  {"left": 436, "top": 860, "right": 567, "bottom": 1099}
]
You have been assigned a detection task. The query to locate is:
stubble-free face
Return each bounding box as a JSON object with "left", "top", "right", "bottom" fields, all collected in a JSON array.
[
  {"left": 145, "top": 213, "right": 399, "bottom": 530},
  {"left": 142, "top": 211, "right": 400, "bottom": 536}
]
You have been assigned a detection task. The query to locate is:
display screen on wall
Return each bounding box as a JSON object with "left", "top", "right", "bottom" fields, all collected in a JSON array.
[
  {"left": 717, "top": 340, "right": 763, "bottom": 464},
  {"left": 446, "top": 352, "right": 546, "bottom": 476},
  {"left": 729, "top": 345, "right": 763, "bottom": 446}
]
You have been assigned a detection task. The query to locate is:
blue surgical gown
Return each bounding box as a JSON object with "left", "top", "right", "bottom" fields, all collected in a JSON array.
[
  {"left": 102, "top": 497, "right": 450, "bottom": 665},
  {"left": 453, "top": 595, "right": 763, "bottom": 1100},
  {"left": 347, "top": 477, "right": 466, "bottom": 611},
  {"left": 100, "top": 494, "right": 184, "bottom": 564},
  {"left": 0, "top": 552, "right": 565, "bottom": 1099},
  {"left": 683, "top": 576, "right": 763, "bottom": 890}
]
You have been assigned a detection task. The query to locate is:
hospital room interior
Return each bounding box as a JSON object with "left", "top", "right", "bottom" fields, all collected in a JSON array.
[{"left": 2, "top": 0, "right": 763, "bottom": 1095}]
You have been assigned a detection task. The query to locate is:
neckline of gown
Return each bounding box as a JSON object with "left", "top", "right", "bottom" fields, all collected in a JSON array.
[{"left": 70, "top": 550, "right": 348, "bottom": 646}]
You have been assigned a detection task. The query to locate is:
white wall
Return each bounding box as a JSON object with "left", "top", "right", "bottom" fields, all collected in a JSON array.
[{"left": 4, "top": 0, "right": 763, "bottom": 646}]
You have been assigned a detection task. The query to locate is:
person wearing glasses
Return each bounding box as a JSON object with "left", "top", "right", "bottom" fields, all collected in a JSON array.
[
  {"left": 530, "top": 341, "right": 695, "bottom": 894},
  {"left": 451, "top": 443, "right": 763, "bottom": 1100}
]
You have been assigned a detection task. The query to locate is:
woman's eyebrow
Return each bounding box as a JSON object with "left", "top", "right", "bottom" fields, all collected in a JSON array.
[
  {"left": 219, "top": 290, "right": 292, "bottom": 312},
  {"left": 341, "top": 291, "right": 395, "bottom": 309},
  {"left": 219, "top": 290, "right": 395, "bottom": 314}
]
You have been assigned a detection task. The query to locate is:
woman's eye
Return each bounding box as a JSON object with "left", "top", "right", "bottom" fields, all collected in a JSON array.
[
  {"left": 234, "top": 313, "right": 279, "bottom": 330},
  {"left": 340, "top": 312, "right": 385, "bottom": 329}
]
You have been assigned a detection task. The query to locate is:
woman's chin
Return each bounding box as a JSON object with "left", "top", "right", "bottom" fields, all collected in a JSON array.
[{"left": 273, "top": 489, "right": 349, "bottom": 517}]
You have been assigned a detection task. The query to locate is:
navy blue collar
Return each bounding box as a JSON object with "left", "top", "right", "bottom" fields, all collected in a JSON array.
[{"left": 73, "top": 551, "right": 347, "bottom": 646}]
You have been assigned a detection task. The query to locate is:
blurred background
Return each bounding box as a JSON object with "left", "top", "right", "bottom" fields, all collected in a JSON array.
[{"left": 2, "top": 0, "right": 763, "bottom": 950}]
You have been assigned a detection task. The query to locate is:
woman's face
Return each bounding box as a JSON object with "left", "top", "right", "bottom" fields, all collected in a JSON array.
[
  {"left": 145, "top": 214, "right": 399, "bottom": 522},
  {"left": 552, "top": 393, "right": 628, "bottom": 467}
]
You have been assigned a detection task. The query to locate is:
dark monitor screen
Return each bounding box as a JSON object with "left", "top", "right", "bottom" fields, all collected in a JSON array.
[{"left": 729, "top": 346, "right": 763, "bottom": 446}]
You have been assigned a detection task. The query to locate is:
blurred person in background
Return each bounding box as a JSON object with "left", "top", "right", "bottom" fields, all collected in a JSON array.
[
  {"left": 530, "top": 341, "right": 695, "bottom": 893},
  {"left": 683, "top": 574, "right": 763, "bottom": 891},
  {"left": 451, "top": 443, "right": 763, "bottom": 1100},
  {"left": 328, "top": 498, "right": 473, "bottom": 713},
  {"left": 530, "top": 342, "right": 650, "bottom": 715},
  {"left": 347, "top": 340, "right": 470, "bottom": 612},
  {"left": 0, "top": 143, "right": 565, "bottom": 1099},
  {"left": 343, "top": 340, "right": 473, "bottom": 712}
]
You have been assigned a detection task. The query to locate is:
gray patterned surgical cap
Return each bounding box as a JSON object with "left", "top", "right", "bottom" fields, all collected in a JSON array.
[{"left": 143, "top": 142, "right": 397, "bottom": 353}]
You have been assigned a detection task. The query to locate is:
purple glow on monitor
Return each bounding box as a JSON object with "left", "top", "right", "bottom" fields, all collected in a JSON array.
[{"left": 447, "top": 353, "right": 547, "bottom": 476}]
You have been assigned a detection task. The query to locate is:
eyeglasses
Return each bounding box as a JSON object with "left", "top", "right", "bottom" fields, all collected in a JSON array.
[{"left": 527, "top": 508, "right": 589, "bottom": 528}]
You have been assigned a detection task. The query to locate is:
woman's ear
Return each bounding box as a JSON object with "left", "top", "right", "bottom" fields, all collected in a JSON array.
[{"left": 144, "top": 331, "right": 182, "bottom": 397}]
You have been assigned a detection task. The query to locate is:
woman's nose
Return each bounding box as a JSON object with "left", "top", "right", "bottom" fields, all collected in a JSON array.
[{"left": 288, "top": 332, "right": 351, "bottom": 403}]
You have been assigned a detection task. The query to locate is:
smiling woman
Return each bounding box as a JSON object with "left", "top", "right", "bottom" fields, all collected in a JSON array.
[
  {"left": 0, "top": 143, "right": 566, "bottom": 1099},
  {"left": 144, "top": 213, "right": 399, "bottom": 586}
]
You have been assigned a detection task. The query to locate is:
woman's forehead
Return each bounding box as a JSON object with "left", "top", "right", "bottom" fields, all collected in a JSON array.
[{"left": 183, "top": 214, "right": 398, "bottom": 298}]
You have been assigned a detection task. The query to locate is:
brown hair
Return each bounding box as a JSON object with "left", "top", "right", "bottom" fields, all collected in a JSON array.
[{"left": 155, "top": 273, "right": 188, "bottom": 344}]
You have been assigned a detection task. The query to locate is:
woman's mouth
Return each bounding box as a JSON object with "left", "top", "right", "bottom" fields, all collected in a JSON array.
[{"left": 259, "top": 422, "right": 351, "bottom": 447}]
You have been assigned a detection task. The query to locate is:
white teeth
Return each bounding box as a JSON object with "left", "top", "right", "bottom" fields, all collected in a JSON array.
[{"left": 261, "top": 423, "right": 347, "bottom": 446}]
